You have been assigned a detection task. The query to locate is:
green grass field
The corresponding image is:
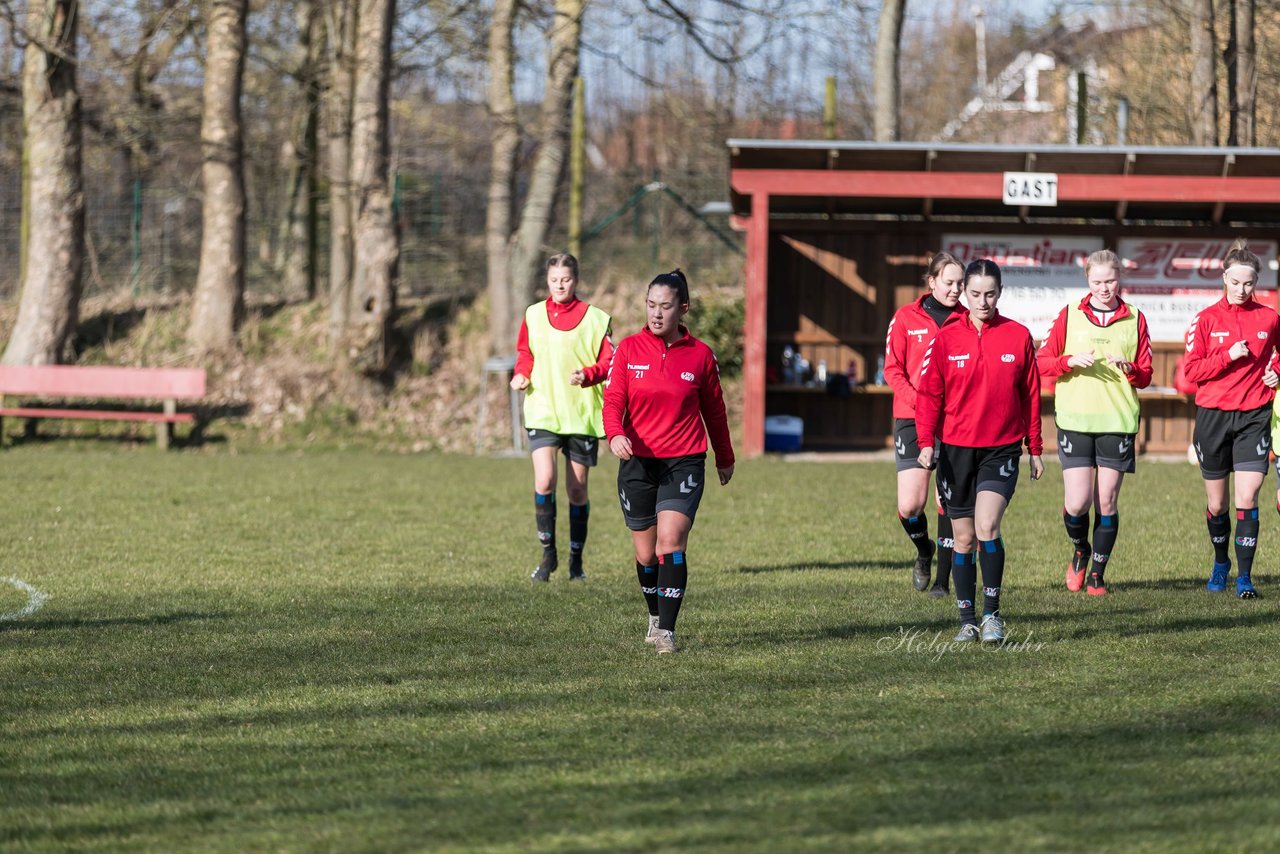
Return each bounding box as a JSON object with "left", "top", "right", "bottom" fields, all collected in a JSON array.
[{"left": 3, "top": 448, "right": 1280, "bottom": 851}]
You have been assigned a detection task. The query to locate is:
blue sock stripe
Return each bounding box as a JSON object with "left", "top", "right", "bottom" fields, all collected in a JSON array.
[
  {"left": 1239, "top": 508, "right": 1260, "bottom": 521},
  {"left": 643, "top": 565, "right": 657, "bottom": 574},
  {"left": 1066, "top": 512, "right": 1087, "bottom": 523},
  {"left": 952, "top": 552, "right": 974, "bottom": 566},
  {"left": 672, "top": 552, "right": 685, "bottom": 565},
  {"left": 569, "top": 502, "right": 589, "bottom": 519},
  {"left": 979, "top": 539, "right": 1001, "bottom": 553},
  {"left": 1098, "top": 514, "right": 1116, "bottom": 527},
  {"left": 535, "top": 492, "right": 554, "bottom": 505}
]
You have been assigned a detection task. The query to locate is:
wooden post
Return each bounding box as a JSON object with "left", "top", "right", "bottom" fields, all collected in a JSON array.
[
  {"left": 159, "top": 398, "right": 175, "bottom": 450},
  {"left": 824, "top": 76, "right": 837, "bottom": 140},
  {"left": 743, "top": 192, "right": 770, "bottom": 457}
]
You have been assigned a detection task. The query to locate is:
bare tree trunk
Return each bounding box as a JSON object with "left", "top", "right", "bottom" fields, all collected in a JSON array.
[
  {"left": 276, "top": 0, "right": 321, "bottom": 301},
  {"left": 485, "top": 0, "right": 518, "bottom": 355},
  {"left": 507, "top": 0, "right": 585, "bottom": 323},
  {"left": 1225, "top": 0, "right": 1237, "bottom": 145},
  {"left": 345, "top": 0, "right": 398, "bottom": 372},
  {"left": 188, "top": 0, "right": 248, "bottom": 353},
  {"left": 1190, "top": 0, "right": 1218, "bottom": 146},
  {"left": 873, "top": 0, "right": 906, "bottom": 142},
  {"left": 4, "top": 0, "right": 85, "bottom": 366},
  {"left": 1235, "top": 0, "right": 1256, "bottom": 146},
  {"left": 325, "top": 0, "right": 358, "bottom": 349}
]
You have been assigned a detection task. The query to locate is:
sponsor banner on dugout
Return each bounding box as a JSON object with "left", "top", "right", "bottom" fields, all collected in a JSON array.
[{"left": 943, "top": 234, "right": 1103, "bottom": 339}]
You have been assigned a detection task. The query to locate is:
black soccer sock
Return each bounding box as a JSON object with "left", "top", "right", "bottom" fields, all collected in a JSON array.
[
  {"left": 535, "top": 492, "right": 556, "bottom": 554},
  {"left": 899, "top": 512, "right": 931, "bottom": 558},
  {"left": 1063, "top": 509, "right": 1090, "bottom": 557},
  {"left": 636, "top": 559, "right": 659, "bottom": 617},
  {"left": 978, "top": 538, "right": 1005, "bottom": 616},
  {"left": 1091, "top": 513, "right": 1119, "bottom": 581},
  {"left": 936, "top": 509, "right": 954, "bottom": 587},
  {"left": 1235, "top": 508, "right": 1260, "bottom": 579},
  {"left": 1207, "top": 510, "right": 1231, "bottom": 565},
  {"left": 656, "top": 552, "right": 688, "bottom": 632},
  {"left": 569, "top": 502, "right": 590, "bottom": 557},
  {"left": 951, "top": 551, "right": 977, "bottom": 625}
]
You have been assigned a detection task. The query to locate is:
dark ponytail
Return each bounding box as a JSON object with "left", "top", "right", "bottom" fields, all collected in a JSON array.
[{"left": 648, "top": 268, "right": 690, "bottom": 305}]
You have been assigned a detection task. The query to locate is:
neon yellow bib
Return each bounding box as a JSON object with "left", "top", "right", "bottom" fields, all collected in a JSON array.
[
  {"left": 1054, "top": 303, "right": 1140, "bottom": 434},
  {"left": 522, "top": 302, "right": 610, "bottom": 437}
]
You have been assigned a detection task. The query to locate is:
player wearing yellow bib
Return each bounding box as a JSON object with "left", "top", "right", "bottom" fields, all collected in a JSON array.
[
  {"left": 511, "top": 254, "right": 614, "bottom": 582},
  {"left": 1036, "top": 249, "right": 1153, "bottom": 595}
]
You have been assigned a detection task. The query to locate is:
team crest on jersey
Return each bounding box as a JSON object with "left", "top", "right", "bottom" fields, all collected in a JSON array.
[
  {"left": 1001, "top": 353, "right": 1015, "bottom": 362},
  {"left": 680, "top": 371, "right": 695, "bottom": 381},
  {"left": 1260, "top": 331, "right": 1268, "bottom": 339}
]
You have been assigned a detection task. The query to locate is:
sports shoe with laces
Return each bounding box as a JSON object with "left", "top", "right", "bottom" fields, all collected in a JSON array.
[
  {"left": 913, "top": 541, "right": 936, "bottom": 592},
  {"left": 653, "top": 629, "right": 677, "bottom": 654},
  {"left": 980, "top": 613, "right": 1005, "bottom": 643},
  {"left": 1206, "top": 561, "right": 1231, "bottom": 592},
  {"left": 1086, "top": 570, "right": 1107, "bottom": 596},
  {"left": 953, "top": 623, "right": 980, "bottom": 642},
  {"left": 1237, "top": 574, "right": 1259, "bottom": 599},
  {"left": 1065, "top": 548, "right": 1089, "bottom": 592},
  {"left": 568, "top": 553, "right": 586, "bottom": 581},
  {"left": 530, "top": 549, "right": 558, "bottom": 582},
  {"left": 644, "top": 615, "right": 661, "bottom": 643}
]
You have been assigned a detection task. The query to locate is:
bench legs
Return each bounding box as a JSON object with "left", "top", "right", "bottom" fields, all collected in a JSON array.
[{"left": 157, "top": 399, "right": 176, "bottom": 450}]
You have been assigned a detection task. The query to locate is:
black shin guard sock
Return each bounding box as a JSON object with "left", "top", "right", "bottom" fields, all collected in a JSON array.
[
  {"left": 1091, "top": 513, "right": 1119, "bottom": 581},
  {"left": 1235, "top": 509, "right": 1260, "bottom": 578},
  {"left": 1207, "top": 510, "right": 1231, "bottom": 565},
  {"left": 656, "top": 552, "right": 688, "bottom": 632},
  {"left": 951, "top": 551, "right": 977, "bottom": 625},
  {"left": 535, "top": 492, "right": 556, "bottom": 553},
  {"left": 636, "top": 560, "right": 659, "bottom": 617},
  {"left": 936, "top": 510, "right": 954, "bottom": 587},
  {"left": 899, "top": 513, "right": 931, "bottom": 558},
  {"left": 978, "top": 538, "right": 1005, "bottom": 616},
  {"left": 1063, "top": 509, "right": 1090, "bottom": 557},
  {"left": 569, "top": 502, "right": 589, "bottom": 556}
]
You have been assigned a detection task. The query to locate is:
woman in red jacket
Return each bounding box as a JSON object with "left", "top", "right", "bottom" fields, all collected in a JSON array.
[
  {"left": 884, "top": 251, "right": 966, "bottom": 596},
  {"left": 1036, "top": 249, "right": 1153, "bottom": 595},
  {"left": 916, "top": 259, "right": 1044, "bottom": 643},
  {"left": 604, "top": 269, "right": 736, "bottom": 654},
  {"left": 1182, "top": 239, "right": 1280, "bottom": 598}
]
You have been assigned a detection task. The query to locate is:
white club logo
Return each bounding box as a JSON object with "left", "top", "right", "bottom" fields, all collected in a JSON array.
[
  {"left": 1001, "top": 353, "right": 1015, "bottom": 363},
  {"left": 680, "top": 371, "right": 695, "bottom": 382}
]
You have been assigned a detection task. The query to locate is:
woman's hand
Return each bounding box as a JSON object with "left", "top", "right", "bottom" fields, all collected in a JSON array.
[
  {"left": 718, "top": 464, "right": 734, "bottom": 485},
  {"left": 609, "top": 435, "right": 633, "bottom": 461},
  {"left": 1265, "top": 365, "right": 1280, "bottom": 388},
  {"left": 917, "top": 446, "right": 935, "bottom": 470},
  {"left": 1229, "top": 340, "right": 1251, "bottom": 361},
  {"left": 1067, "top": 351, "right": 1095, "bottom": 369},
  {"left": 510, "top": 374, "right": 530, "bottom": 391},
  {"left": 569, "top": 369, "right": 586, "bottom": 386},
  {"left": 1029, "top": 455, "right": 1044, "bottom": 481},
  {"left": 1105, "top": 353, "right": 1132, "bottom": 373}
]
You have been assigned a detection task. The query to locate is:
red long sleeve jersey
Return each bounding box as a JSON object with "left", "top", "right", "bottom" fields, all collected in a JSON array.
[
  {"left": 884, "top": 297, "right": 965, "bottom": 418},
  {"left": 1036, "top": 296, "right": 1154, "bottom": 387},
  {"left": 514, "top": 297, "right": 614, "bottom": 385},
  {"left": 915, "top": 312, "right": 1043, "bottom": 455},
  {"left": 1183, "top": 297, "right": 1280, "bottom": 411},
  {"left": 603, "top": 326, "right": 735, "bottom": 467}
]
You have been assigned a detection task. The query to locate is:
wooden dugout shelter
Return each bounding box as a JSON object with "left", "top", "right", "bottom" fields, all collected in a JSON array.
[{"left": 729, "top": 140, "right": 1280, "bottom": 457}]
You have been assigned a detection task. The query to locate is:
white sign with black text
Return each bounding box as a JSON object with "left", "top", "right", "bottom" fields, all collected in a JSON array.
[{"left": 1002, "top": 172, "right": 1059, "bottom": 207}]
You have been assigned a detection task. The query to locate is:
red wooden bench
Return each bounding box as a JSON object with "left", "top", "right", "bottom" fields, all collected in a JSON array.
[{"left": 0, "top": 365, "right": 206, "bottom": 450}]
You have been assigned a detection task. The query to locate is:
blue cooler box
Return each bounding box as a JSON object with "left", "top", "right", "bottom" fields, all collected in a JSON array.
[{"left": 764, "top": 415, "right": 804, "bottom": 452}]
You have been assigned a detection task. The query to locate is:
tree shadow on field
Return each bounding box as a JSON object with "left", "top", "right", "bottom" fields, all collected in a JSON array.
[
  {"left": 737, "top": 559, "right": 900, "bottom": 574},
  {"left": 6, "top": 611, "right": 226, "bottom": 632}
]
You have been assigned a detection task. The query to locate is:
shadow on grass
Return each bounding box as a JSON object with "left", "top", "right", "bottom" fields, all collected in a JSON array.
[
  {"left": 1118, "top": 576, "right": 1270, "bottom": 592},
  {"left": 737, "top": 560, "right": 901, "bottom": 574},
  {"left": 6, "top": 611, "right": 226, "bottom": 632}
]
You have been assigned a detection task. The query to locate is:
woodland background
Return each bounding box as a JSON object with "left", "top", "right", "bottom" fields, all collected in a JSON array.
[{"left": 0, "top": 0, "right": 1275, "bottom": 448}]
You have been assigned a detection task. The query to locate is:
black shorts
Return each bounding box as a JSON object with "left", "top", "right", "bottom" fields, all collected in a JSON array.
[
  {"left": 937, "top": 441, "right": 1022, "bottom": 519},
  {"left": 1057, "top": 429, "right": 1137, "bottom": 473},
  {"left": 893, "top": 418, "right": 933, "bottom": 473},
  {"left": 1193, "top": 405, "right": 1271, "bottom": 480},
  {"left": 527, "top": 429, "right": 600, "bottom": 466},
  {"left": 617, "top": 454, "right": 706, "bottom": 531}
]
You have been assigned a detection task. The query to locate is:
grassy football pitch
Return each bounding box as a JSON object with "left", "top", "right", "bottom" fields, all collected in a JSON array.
[{"left": 3, "top": 448, "right": 1280, "bottom": 851}]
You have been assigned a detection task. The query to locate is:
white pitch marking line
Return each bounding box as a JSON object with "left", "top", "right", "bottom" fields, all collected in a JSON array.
[{"left": 0, "top": 577, "right": 48, "bottom": 622}]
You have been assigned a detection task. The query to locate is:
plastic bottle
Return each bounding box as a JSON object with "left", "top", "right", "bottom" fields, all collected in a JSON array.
[{"left": 874, "top": 355, "right": 885, "bottom": 386}]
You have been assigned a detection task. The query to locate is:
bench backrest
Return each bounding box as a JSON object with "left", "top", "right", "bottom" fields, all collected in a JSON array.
[{"left": 0, "top": 365, "right": 206, "bottom": 400}]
